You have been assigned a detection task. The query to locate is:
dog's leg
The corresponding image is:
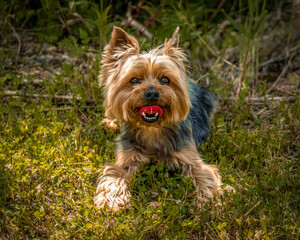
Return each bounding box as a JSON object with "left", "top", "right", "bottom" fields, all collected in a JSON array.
[
  {"left": 95, "top": 148, "right": 149, "bottom": 211},
  {"left": 188, "top": 161, "right": 222, "bottom": 199},
  {"left": 166, "top": 145, "right": 223, "bottom": 203}
]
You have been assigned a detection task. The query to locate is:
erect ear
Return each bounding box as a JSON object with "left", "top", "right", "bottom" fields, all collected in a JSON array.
[
  {"left": 106, "top": 26, "right": 139, "bottom": 54},
  {"left": 164, "top": 26, "right": 180, "bottom": 50}
]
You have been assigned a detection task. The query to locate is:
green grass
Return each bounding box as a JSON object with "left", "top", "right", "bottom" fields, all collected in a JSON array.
[
  {"left": 1, "top": 58, "right": 299, "bottom": 239},
  {"left": 1, "top": 1, "right": 299, "bottom": 238}
]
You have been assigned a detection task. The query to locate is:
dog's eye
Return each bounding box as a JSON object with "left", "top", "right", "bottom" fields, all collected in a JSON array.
[
  {"left": 160, "top": 77, "right": 170, "bottom": 85},
  {"left": 131, "top": 78, "right": 141, "bottom": 85}
]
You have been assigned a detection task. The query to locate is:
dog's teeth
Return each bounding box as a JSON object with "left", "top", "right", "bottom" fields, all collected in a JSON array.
[{"left": 141, "top": 111, "right": 159, "bottom": 122}]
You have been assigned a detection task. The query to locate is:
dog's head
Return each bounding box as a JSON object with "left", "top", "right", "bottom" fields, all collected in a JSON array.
[{"left": 99, "top": 27, "right": 191, "bottom": 127}]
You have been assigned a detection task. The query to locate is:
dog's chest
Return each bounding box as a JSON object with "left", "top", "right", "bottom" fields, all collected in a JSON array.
[{"left": 119, "top": 124, "right": 193, "bottom": 157}]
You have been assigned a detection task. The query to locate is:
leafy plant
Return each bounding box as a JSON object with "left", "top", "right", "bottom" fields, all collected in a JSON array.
[{"left": 222, "top": 0, "right": 268, "bottom": 97}]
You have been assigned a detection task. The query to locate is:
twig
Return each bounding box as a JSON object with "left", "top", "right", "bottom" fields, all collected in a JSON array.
[
  {"left": 7, "top": 19, "right": 21, "bottom": 63},
  {"left": 244, "top": 200, "right": 261, "bottom": 216},
  {"left": 26, "top": 105, "right": 102, "bottom": 113},
  {"left": 125, "top": 0, "right": 146, "bottom": 31},
  {"left": 21, "top": 25, "right": 61, "bottom": 32},
  {"left": 209, "top": 0, "right": 226, "bottom": 22},
  {"left": 226, "top": 95, "right": 297, "bottom": 103},
  {"left": 259, "top": 45, "right": 300, "bottom": 68},
  {"left": 2, "top": 90, "right": 93, "bottom": 103},
  {"left": 266, "top": 65, "right": 290, "bottom": 95},
  {"left": 121, "top": 2, "right": 153, "bottom": 40},
  {"left": 49, "top": 106, "right": 101, "bottom": 111},
  {"left": 121, "top": 18, "right": 153, "bottom": 40},
  {"left": 266, "top": 43, "right": 299, "bottom": 94},
  {"left": 140, "top": 5, "right": 164, "bottom": 37},
  {"left": 196, "top": 33, "right": 240, "bottom": 71},
  {"left": 209, "top": 20, "right": 231, "bottom": 45},
  {"left": 67, "top": 13, "right": 97, "bottom": 29}
]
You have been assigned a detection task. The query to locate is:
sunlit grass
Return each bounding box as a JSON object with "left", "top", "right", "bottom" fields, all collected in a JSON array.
[{"left": 1, "top": 59, "right": 299, "bottom": 239}]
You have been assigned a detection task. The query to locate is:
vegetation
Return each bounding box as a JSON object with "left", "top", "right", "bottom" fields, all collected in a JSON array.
[{"left": 1, "top": 0, "right": 299, "bottom": 239}]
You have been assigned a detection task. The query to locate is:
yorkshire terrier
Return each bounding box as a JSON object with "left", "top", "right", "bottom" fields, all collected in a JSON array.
[{"left": 95, "top": 26, "right": 228, "bottom": 211}]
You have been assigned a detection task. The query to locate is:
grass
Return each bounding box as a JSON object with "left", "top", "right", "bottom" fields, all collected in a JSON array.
[
  {"left": 1, "top": 0, "right": 299, "bottom": 239},
  {"left": 1, "top": 54, "right": 299, "bottom": 239}
]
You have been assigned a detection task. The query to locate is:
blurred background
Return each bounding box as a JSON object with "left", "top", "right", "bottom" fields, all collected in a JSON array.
[{"left": 1, "top": 0, "right": 299, "bottom": 99}]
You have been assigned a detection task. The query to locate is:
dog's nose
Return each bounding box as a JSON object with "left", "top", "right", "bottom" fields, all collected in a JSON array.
[{"left": 144, "top": 90, "right": 160, "bottom": 102}]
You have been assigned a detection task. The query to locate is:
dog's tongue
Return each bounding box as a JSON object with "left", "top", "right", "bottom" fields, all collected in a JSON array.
[{"left": 139, "top": 105, "right": 163, "bottom": 117}]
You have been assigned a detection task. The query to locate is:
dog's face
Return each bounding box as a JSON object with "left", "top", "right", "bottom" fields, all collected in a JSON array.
[{"left": 99, "top": 27, "right": 191, "bottom": 127}]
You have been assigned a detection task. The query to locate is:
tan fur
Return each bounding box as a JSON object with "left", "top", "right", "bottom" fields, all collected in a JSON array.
[
  {"left": 100, "top": 118, "right": 118, "bottom": 132},
  {"left": 98, "top": 27, "right": 190, "bottom": 123},
  {"left": 163, "top": 145, "right": 222, "bottom": 197},
  {"left": 95, "top": 27, "right": 229, "bottom": 212}
]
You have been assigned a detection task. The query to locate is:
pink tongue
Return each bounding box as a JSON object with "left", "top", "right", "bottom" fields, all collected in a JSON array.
[{"left": 139, "top": 105, "right": 163, "bottom": 117}]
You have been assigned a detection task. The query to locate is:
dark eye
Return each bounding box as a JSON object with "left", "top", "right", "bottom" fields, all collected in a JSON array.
[
  {"left": 131, "top": 78, "right": 141, "bottom": 85},
  {"left": 160, "top": 76, "right": 170, "bottom": 85}
]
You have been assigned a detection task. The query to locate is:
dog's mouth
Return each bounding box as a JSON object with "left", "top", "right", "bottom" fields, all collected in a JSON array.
[{"left": 139, "top": 105, "right": 163, "bottom": 123}]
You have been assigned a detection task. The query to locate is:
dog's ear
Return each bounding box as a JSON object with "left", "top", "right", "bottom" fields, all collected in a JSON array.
[
  {"left": 166, "top": 26, "right": 180, "bottom": 48},
  {"left": 162, "top": 27, "right": 183, "bottom": 57},
  {"left": 106, "top": 27, "right": 139, "bottom": 54}
]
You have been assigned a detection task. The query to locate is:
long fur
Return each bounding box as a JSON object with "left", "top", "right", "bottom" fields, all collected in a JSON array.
[{"left": 95, "top": 27, "right": 228, "bottom": 212}]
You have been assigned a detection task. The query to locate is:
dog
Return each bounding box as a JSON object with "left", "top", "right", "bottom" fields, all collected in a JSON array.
[{"left": 95, "top": 26, "right": 227, "bottom": 211}]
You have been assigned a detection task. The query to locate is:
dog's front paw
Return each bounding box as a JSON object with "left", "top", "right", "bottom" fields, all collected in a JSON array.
[
  {"left": 224, "top": 184, "right": 236, "bottom": 192},
  {"left": 100, "top": 118, "right": 119, "bottom": 132},
  {"left": 94, "top": 177, "right": 131, "bottom": 212},
  {"left": 194, "top": 184, "right": 235, "bottom": 208},
  {"left": 217, "top": 184, "right": 236, "bottom": 196}
]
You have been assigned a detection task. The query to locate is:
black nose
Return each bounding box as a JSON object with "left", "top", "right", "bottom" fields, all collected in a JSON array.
[{"left": 144, "top": 90, "right": 160, "bottom": 102}]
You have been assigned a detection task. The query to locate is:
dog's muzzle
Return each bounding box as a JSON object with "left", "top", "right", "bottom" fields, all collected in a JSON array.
[{"left": 139, "top": 105, "right": 163, "bottom": 123}]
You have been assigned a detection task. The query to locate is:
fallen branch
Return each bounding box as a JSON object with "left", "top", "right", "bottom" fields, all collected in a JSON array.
[
  {"left": 2, "top": 90, "right": 93, "bottom": 103},
  {"left": 42, "top": 105, "right": 102, "bottom": 112},
  {"left": 121, "top": 2, "right": 153, "bottom": 40},
  {"left": 124, "top": 0, "right": 146, "bottom": 31},
  {"left": 4, "top": 90, "right": 296, "bottom": 105},
  {"left": 259, "top": 45, "right": 300, "bottom": 68},
  {"left": 121, "top": 18, "right": 153, "bottom": 40},
  {"left": 226, "top": 95, "right": 297, "bottom": 103},
  {"left": 266, "top": 42, "right": 299, "bottom": 95}
]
